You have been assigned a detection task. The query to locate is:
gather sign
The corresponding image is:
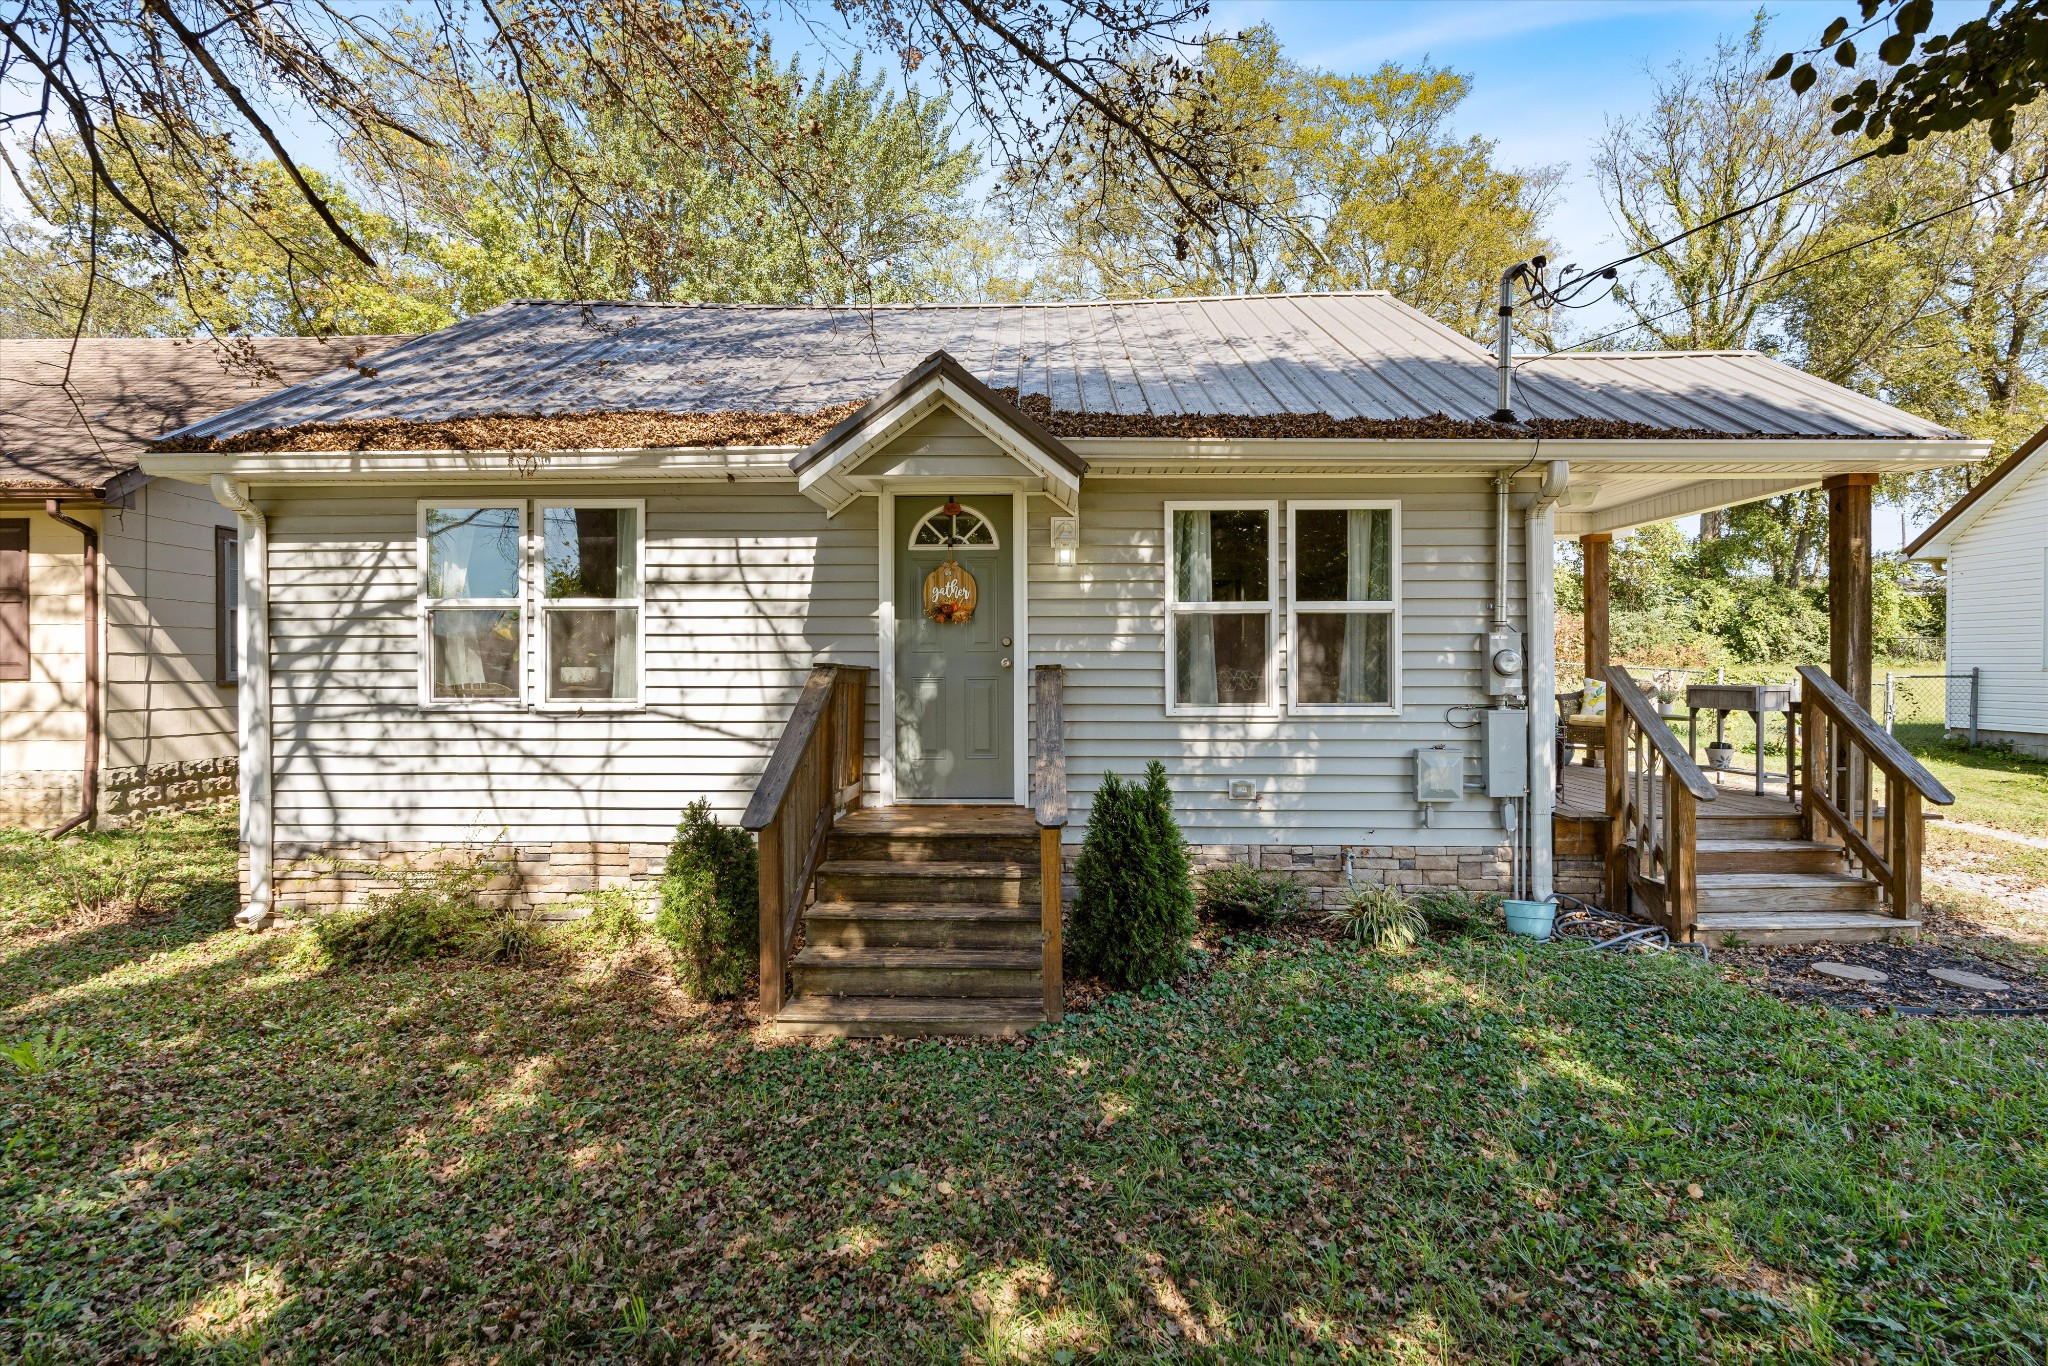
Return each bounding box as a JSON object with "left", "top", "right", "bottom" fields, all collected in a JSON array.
[{"left": 923, "top": 559, "right": 977, "bottom": 624}]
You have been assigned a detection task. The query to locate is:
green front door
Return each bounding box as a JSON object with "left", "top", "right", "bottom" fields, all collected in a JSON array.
[{"left": 895, "top": 496, "right": 1014, "bottom": 801}]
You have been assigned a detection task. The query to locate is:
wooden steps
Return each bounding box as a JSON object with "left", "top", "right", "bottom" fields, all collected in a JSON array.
[
  {"left": 770, "top": 805, "right": 1048, "bottom": 1038},
  {"left": 1692, "top": 910, "right": 1920, "bottom": 946}
]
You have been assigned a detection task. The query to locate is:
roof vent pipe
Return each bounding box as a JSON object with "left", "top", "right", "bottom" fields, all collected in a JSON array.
[{"left": 1492, "top": 258, "right": 1542, "bottom": 424}]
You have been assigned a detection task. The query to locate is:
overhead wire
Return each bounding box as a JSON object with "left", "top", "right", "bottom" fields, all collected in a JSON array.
[{"left": 1516, "top": 165, "right": 2048, "bottom": 366}]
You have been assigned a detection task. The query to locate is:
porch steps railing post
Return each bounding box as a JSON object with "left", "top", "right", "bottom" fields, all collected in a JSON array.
[{"left": 1033, "top": 664, "right": 1067, "bottom": 1024}]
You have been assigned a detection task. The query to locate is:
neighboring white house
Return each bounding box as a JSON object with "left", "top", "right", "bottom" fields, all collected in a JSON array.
[
  {"left": 138, "top": 293, "right": 1978, "bottom": 933},
  {"left": 1907, "top": 424, "right": 2048, "bottom": 758},
  {"left": 0, "top": 335, "right": 403, "bottom": 828}
]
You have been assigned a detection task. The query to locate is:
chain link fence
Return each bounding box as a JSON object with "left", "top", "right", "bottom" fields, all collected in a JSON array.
[{"left": 1884, "top": 668, "right": 1980, "bottom": 748}]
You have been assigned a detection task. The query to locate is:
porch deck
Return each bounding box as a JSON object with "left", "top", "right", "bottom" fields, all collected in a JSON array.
[{"left": 1555, "top": 764, "right": 1800, "bottom": 823}]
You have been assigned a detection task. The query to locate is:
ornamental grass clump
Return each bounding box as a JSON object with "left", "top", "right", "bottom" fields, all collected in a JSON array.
[
  {"left": 1199, "top": 862, "right": 1309, "bottom": 928},
  {"left": 1070, "top": 761, "right": 1196, "bottom": 988},
  {"left": 655, "top": 800, "right": 758, "bottom": 1000},
  {"left": 1326, "top": 880, "right": 1427, "bottom": 951}
]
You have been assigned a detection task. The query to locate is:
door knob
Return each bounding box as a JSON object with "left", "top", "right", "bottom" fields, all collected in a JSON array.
[
  {"left": 1001, "top": 658, "right": 1012, "bottom": 668},
  {"left": 1001, "top": 637, "right": 1012, "bottom": 647}
]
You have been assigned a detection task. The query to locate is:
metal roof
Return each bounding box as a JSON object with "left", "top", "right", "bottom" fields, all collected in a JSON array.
[
  {"left": 1, "top": 335, "right": 408, "bottom": 492},
  {"left": 162, "top": 294, "right": 1964, "bottom": 445}
]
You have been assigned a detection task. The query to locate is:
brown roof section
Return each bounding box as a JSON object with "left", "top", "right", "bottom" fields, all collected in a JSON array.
[
  {"left": 0, "top": 335, "right": 407, "bottom": 494},
  {"left": 1902, "top": 422, "right": 2048, "bottom": 556}
]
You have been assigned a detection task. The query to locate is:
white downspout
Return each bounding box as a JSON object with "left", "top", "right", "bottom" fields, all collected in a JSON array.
[
  {"left": 212, "top": 476, "right": 273, "bottom": 929},
  {"left": 1524, "top": 460, "right": 1568, "bottom": 901}
]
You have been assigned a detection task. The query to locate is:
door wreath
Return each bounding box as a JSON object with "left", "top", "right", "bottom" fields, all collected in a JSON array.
[{"left": 923, "top": 558, "right": 977, "bottom": 624}]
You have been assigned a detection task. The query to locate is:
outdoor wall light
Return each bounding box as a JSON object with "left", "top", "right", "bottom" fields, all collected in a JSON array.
[{"left": 1049, "top": 515, "right": 1079, "bottom": 567}]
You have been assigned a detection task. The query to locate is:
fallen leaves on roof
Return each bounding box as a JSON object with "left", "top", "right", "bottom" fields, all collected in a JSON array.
[
  {"left": 156, "top": 402, "right": 869, "bottom": 454},
  {"left": 160, "top": 387, "right": 1840, "bottom": 455}
]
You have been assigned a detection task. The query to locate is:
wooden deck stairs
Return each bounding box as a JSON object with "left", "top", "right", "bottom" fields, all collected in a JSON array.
[
  {"left": 775, "top": 806, "right": 1049, "bottom": 1037},
  {"left": 743, "top": 663, "right": 1069, "bottom": 1039},
  {"left": 1602, "top": 665, "right": 1954, "bottom": 947}
]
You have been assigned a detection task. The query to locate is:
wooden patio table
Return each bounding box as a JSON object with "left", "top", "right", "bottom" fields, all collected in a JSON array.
[{"left": 1685, "top": 682, "right": 1796, "bottom": 796}]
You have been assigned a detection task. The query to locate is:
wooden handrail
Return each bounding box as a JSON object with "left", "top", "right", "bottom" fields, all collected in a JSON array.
[
  {"left": 1604, "top": 666, "right": 1716, "bottom": 941},
  {"left": 1794, "top": 665, "right": 1951, "bottom": 920},
  {"left": 743, "top": 663, "right": 869, "bottom": 1017},
  {"left": 1794, "top": 667, "right": 1955, "bottom": 805},
  {"left": 1033, "top": 665, "right": 1066, "bottom": 1024}
]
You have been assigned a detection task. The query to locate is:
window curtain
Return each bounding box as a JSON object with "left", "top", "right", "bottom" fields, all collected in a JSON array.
[
  {"left": 437, "top": 612, "right": 490, "bottom": 689},
  {"left": 430, "top": 522, "right": 476, "bottom": 598},
  {"left": 1341, "top": 510, "right": 1376, "bottom": 702},
  {"left": 611, "top": 610, "right": 638, "bottom": 697},
  {"left": 1176, "top": 510, "right": 1217, "bottom": 705}
]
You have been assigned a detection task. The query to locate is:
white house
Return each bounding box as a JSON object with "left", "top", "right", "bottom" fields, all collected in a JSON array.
[
  {"left": 0, "top": 336, "right": 402, "bottom": 829},
  {"left": 1906, "top": 424, "right": 2048, "bottom": 757},
  {"left": 142, "top": 294, "right": 1976, "bottom": 1033}
]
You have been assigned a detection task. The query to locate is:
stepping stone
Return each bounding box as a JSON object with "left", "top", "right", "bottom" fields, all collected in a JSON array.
[
  {"left": 1928, "top": 967, "right": 2012, "bottom": 993},
  {"left": 1811, "top": 961, "right": 1887, "bottom": 984}
]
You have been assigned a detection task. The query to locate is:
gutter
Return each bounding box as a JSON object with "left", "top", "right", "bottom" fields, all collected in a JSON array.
[
  {"left": 211, "top": 476, "right": 274, "bottom": 929},
  {"left": 43, "top": 500, "right": 100, "bottom": 838},
  {"left": 1522, "top": 461, "right": 1568, "bottom": 902}
]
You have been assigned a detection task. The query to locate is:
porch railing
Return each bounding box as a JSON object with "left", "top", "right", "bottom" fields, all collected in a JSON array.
[
  {"left": 1033, "top": 664, "right": 1067, "bottom": 1024},
  {"left": 1605, "top": 665, "right": 1718, "bottom": 940},
  {"left": 742, "top": 663, "right": 869, "bottom": 1017},
  {"left": 1796, "top": 665, "right": 1953, "bottom": 918}
]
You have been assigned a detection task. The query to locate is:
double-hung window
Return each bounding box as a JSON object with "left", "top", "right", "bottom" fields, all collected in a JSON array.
[
  {"left": 539, "top": 501, "right": 641, "bottom": 705},
  {"left": 419, "top": 500, "right": 646, "bottom": 707},
  {"left": 1166, "top": 502, "right": 1276, "bottom": 713},
  {"left": 422, "top": 503, "right": 525, "bottom": 703},
  {"left": 1288, "top": 502, "right": 1399, "bottom": 713}
]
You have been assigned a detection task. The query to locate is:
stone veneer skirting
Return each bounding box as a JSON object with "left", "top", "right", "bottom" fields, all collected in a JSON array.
[
  {"left": 267, "top": 835, "right": 1514, "bottom": 915},
  {"left": 102, "top": 757, "right": 239, "bottom": 823}
]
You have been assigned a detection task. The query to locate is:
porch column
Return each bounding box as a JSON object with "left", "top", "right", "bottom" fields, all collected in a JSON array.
[
  {"left": 1824, "top": 474, "right": 1877, "bottom": 712},
  {"left": 1580, "top": 533, "right": 1611, "bottom": 685}
]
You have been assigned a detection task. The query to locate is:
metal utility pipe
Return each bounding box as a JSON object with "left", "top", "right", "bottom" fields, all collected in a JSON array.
[
  {"left": 44, "top": 500, "right": 99, "bottom": 838},
  {"left": 1524, "top": 461, "right": 1568, "bottom": 902},
  {"left": 1493, "top": 474, "right": 1512, "bottom": 629},
  {"left": 1492, "top": 258, "right": 1542, "bottom": 423}
]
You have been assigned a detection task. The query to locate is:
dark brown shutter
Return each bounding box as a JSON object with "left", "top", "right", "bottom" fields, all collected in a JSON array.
[{"left": 0, "top": 520, "right": 28, "bottom": 680}]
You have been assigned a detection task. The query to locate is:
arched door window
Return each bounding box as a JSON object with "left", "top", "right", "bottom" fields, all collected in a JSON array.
[{"left": 909, "top": 502, "right": 1000, "bottom": 550}]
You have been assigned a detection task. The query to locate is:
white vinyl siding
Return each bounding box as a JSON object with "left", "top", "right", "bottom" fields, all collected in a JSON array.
[
  {"left": 266, "top": 484, "right": 880, "bottom": 848},
  {"left": 1029, "top": 478, "right": 1519, "bottom": 845},
  {"left": 261, "top": 472, "right": 1521, "bottom": 853},
  {"left": 1943, "top": 460, "right": 2048, "bottom": 738}
]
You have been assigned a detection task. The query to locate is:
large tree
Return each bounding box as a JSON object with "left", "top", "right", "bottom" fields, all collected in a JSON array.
[
  {"left": 1589, "top": 20, "right": 1849, "bottom": 350},
  {"left": 348, "top": 43, "right": 978, "bottom": 310},
  {"left": 0, "top": 0, "right": 1243, "bottom": 337},
  {"left": 1021, "top": 26, "right": 1556, "bottom": 338}
]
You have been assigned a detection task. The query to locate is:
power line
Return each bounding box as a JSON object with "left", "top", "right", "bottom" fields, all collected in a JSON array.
[
  {"left": 1517, "top": 165, "right": 2048, "bottom": 364},
  {"left": 1541, "top": 146, "right": 1887, "bottom": 307}
]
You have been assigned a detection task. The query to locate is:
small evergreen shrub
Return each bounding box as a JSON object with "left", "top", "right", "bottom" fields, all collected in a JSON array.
[
  {"left": 308, "top": 849, "right": 528, "bottom": 967},
  {"left": 1325, "top": 881, "right": 1426, "bottom": 951},
  {"left": 655, "top": 800, "right": 758, "bottom": 999},
  {"left": 1070, "top": 761, "right": 1196, "bottom": 988},
  {"left": 1199, "top": 862, "right": 1308, "bottom": 928}
]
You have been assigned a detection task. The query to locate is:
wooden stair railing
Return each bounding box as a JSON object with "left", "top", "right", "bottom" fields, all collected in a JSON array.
[
  {"left": 742, "top": 663, "right": 870, "bottom": 1018},
  {"left": 1794, "top": 665, "right": 1954, "bottom": 918},
  {"left": 1033, "top": 664, "right": 1066, "bottom": 1024},
  {"left": 1605, "top": 665, "right": 1718, "bottom": 940}
]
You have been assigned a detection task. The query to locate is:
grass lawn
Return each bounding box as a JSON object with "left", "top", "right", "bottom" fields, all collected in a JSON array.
[{"left": 5, "top": 812, "right": 2048, "bottom": 1362}]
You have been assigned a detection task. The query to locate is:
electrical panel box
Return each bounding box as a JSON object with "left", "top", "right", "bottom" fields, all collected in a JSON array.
[
  {"left": 1483, "top": 625, "right": 1525, "bottom": 698},
  {"left": 1414, "top": 747, "right": 1464, "bottom": 805},
  {"left": 1481, "top": 708, "right": 1529, "bottom": 797}
]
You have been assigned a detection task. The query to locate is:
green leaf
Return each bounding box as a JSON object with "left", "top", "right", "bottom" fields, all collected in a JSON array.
[
  {"left": 1790, "top": 62, "right": 1820, "bottom": 94},
  {"left": 1821, "top": 16, "right": 1851, "bottom": 44},
  {"left": 1767, "top": 52, "right": 1796, "bottom": 80},
  {"left": 1834, "top": 40, "right": 1859, "bottom": 66},
  {"left": 1877, "top": 31, "right": 1914, "bottom": 64}
]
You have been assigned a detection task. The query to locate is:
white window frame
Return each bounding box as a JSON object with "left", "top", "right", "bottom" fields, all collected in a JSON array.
[
  {"left": 417, "top": 500, "right": 527, "bottom": 710},
  {"left": 533, "top": 497, "right": 647, "bottom": 713},
  {"left": 1164, "top": 499, "right": 1279, "bottom": 718},
  {"left": 1285, "top": 500, "right": 1402, "bottom": 717}
]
